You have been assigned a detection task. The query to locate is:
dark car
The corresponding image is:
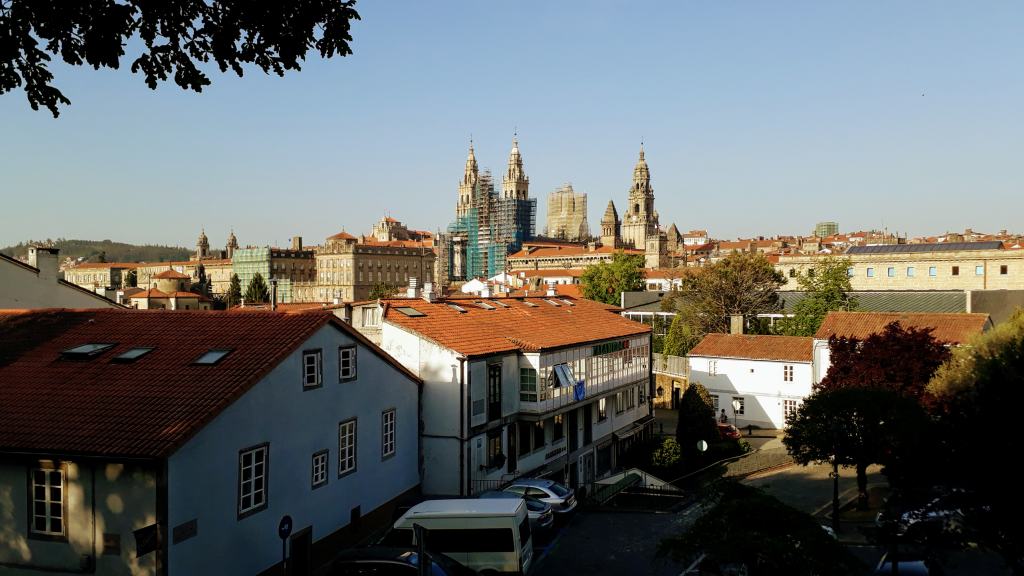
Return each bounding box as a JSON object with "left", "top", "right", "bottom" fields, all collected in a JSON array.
[
  {"left": 478, "top": 490, "right": 555, "bottom": 532},
  {"left": 717, "top": 422, "right": 741, "bottom": 440},
  {"left": 318, "top": 546, "right": 478, "bottom": 576}
]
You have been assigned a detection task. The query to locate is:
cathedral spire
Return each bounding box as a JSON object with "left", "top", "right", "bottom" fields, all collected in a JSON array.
[{"left": 502, "top": 134, "right": 529, "bottom": 200}]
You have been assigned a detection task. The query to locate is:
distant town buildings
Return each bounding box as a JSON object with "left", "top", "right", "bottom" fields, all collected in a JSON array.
[
  {"left": 814, "top": 221, "right": 839, "bottom": 237},
  {"left": 0, "top": 247, "right": 121, "bottom": 309},
  {"left": 232, "top": 240, "right": 315, "bottom": 304},
  {"left": 546, "top": 183, "right": 589, "bottom": 242}
]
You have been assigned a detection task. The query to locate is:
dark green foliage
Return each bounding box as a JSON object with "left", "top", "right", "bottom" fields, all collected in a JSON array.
[
  {"left": 776, "top": 257, "right": 856, "bottom": 336},
  {"left": 784, "top": 387, "right": 930, "bottom": 510},
  {"left": 225, "top": 273, "right": 242, "bottom": 308},
  {"left": 124, "top": 269, "right": 137, "bottom": 288},
  {"left": 580, "top": 251, "right": 646, "bottom": 305},
  {"left": 244, "top": 272, "right": 270, "bottom": 304},
  {"left": 369, "top": 282, "right": 399, "bottom": 300},
  {"left": 662, "top": 308, "right": 702, "bottom": 358},
  {"left": 1, "top": 0, "right": 360, "bottom": 116},
  {"left": 1, "top": 239, "right": 190, "bottom": 263},
  {"left": 675, "top": 383, "right": 719, "bottom": 459},
  {"left": 660, "top": 482, "right": 863, "bottom": 576},
  {"left": 678, "top": 252, "right": 784, "bottom": 333}
]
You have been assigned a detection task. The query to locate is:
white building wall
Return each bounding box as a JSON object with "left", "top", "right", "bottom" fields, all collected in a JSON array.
[
  {"left": 0, "top": 257, "right": 120, "bottom": 309},
  {"left": 688, "top": 356, "right": 813, "bottom": 429},
  {"left": 167, "top": 324, "right": 420, "bottom": 576},
  {"left": 0, "top": 460, "right": 157, "bottom": 576}
]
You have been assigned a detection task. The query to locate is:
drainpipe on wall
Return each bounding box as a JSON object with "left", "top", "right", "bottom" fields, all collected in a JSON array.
[{"left": 458, "top": 357, "right": 467, "bottom": 496}]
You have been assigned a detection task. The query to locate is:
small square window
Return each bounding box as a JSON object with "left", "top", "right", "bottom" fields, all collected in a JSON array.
[
  {"left": 887, "top": 267, "right": 896, "bottom": 278},
  {"left": 866, "top": 267, "right": 875, "bottom": 278},
  {"left": 952, "top": 266, "right": 960, "bottom": 276},
  {"left": 1001, "top": 265, "right": 1008, "bottom": 275},
  {"left": 929, "top": 266, "right": 937, "bottom": 277},
  {"left": 339, "top": 346, "right": 357, "bottom": 381},
  {"left": 846, "top": 267, "right": 854, "bottom": 278},
  {"left": 732, "top": 396, "right": 745, "bottom": 415},
  {"left": 906, "top": 267, "right": 915, "bottom": 277},
  {"left": 975, "top": 265, "right": 984, "bottom": 276}
]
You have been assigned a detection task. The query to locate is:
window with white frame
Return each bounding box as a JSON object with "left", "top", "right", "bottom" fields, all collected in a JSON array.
[
  {"left": 339, "top": 346, "right": 357, "bottom": 381},
  {"left": 303, "top": 350, "right": 322, "bottom": 389},
  {"left": 615, "top": 391, "right": 624, "bottom": 413},
  {"left": 783, "top": 365, "right": 794, "bottom": 382},
  {"left": 30, "top": 467, "right": 65, "bottom": 537},
  {"left": 711, "top": 394, "right": 719, "bottom": 412},
  {"left": 382, "top": 409, "right": 396, "bottom": 458},
  {"left": 598, "top": 397, "right": 607, "bottom": 420},
  {"left": 311, "top": 450, "right": 328, "bottom": 489},
  {"left": 732, "top": 396, "right": 745, "bottom": 415},
  {"left": 339, "top": 419, "right": 357, "bottom": 476},
  {"left": 238, "top": 444, "right": 268, "bottom": 517},
  {"left": 708, "top": 360, "right": 718, "bottom": 375},
  {"left": 783, "top": 399, "right": 800, "bottom": 422},
  {"left": 519, "top": 368, "right": 538, "bottom": 402}
]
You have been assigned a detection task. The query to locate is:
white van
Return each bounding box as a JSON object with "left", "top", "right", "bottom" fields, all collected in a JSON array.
[{"left": 384, "top": 498, "right": 533, "bottom": 575}]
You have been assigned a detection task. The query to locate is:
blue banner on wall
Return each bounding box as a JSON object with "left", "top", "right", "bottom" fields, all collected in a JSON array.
[{"left": 574, "top": 380, "right": 586, "bottom": 401}]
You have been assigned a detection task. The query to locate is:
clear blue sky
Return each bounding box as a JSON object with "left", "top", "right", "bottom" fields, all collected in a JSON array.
[{"left": 1, "top": 1, "right": 1021, "bottom": 249}]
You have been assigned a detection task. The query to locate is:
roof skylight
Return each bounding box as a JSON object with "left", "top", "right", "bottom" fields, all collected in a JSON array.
[
  {"left": 558, "top": 299, "right": 575, "bottom": 307},
  {"left": 543, "top": 299, "right": 562, "bottom": 307},
  {"left": 112, "top": 347, "right": 155, "bottom": 363},
  {"left": 523, "top": 301, "right": 540, "bottom": 308},
  {"left": 491, "top": 300, "right": 510, "bottom": 308},
  {"left": 475, "top": 301, "right": 496, "bottom": 310},
  {"left": 447, "top": 304, "right": 467, "bottom": 313},
  {"left": 194, "top": 349, "right": 232, "bottom": 365},
  {"left": 61, "top": 343, "right": 116, "bottom": 359},
  {"left": 395, "top": 306, "right": 427, "bottom": 317}
]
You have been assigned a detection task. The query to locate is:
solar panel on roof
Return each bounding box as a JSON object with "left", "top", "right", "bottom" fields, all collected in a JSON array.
[
  {"left": 394, "top": 306, "right": 427, "bottom": 317},
  {"left": 846, "top": 241, "right": 1002, "bottom": 255}
]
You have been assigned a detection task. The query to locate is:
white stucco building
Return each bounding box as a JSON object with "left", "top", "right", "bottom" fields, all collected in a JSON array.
[
  {"left": 687, "top": 334, "right": 814, "bottom": 429},
  {"left": 373, "top": 294, "right": 654, "bottom": 496},
  {"left": 0, "top": 247, "right": 121, "bottom": 309},
  {"left": 0, "top": 309, "right": 421, "bottom": 576}
]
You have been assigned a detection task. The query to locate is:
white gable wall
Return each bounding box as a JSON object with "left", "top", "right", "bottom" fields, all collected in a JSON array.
[
  {"left": 687, "top": 355, "right": 813, "bottom": 429},
  {"left": 167, "top": 324, "right": 420, "bottom": 576}
]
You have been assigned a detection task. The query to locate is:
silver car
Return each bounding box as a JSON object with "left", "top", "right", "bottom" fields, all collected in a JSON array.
[
  {"left": 503, "top": 479, "right": 577, "bottom": 514},
  {"left": 477, "top": 490, "right": 555, "bottom": 532}
]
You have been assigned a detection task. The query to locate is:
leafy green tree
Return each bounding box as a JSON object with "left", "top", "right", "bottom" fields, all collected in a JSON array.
[
  {"left": 660, "top": 482, "right": 863, "bottom": 576},
  {"left": 369, "top": 282, "right": 399, "bottom": 300},
  {"left": 124, "top": 269, "right": 137, "bottom": 288},
  {"left": 776, "top": 257, "right": 857, "bottom": 336},
  {"left": 2, "top": 1, "right": 360, "bottom": 116},
  {"left": 244, "top": 272, "right": 270, "bottom": 304},
  {"left": 926, "top": 310, "right": 1024, "bottom": 570},
  {"left": 784, "top": 387, "right": 929, "bottom": 511},
  {"left": 662, "top": 310, "right": 701, "bottom": 358},
  {"left": 580, "top": 251, "right": 646, "bottom": 305},
  {"left": 675, "top": 382, "right": 719, "bottom": 460},
  {"left": 679, "top": 252, "right": 784, "bottom": 333},
  {"left": 651, "top": 437, "right": 681, "bottom": 469},
  {"left": 225, "top": 273, "right": 242, "bottom": 308}
]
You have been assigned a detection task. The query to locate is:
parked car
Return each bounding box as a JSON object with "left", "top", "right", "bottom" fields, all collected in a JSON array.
[
  {"left": 873, "top": 552, "right": 940, "bottom": 575},
  {"left": 875, "top": 498, "right": 963, "bottom": 537},
  {"left": 478, "top": 490, "right": 555, "bottom": 532},
  {"left": 318, "top": 546, "right": 478, "bottom": 576},
  {"left": 503, "top": 478, "right": 577, "bottom": 514},
  {"left": 717, "top": 422, "right": 741, "bottom": 440}
]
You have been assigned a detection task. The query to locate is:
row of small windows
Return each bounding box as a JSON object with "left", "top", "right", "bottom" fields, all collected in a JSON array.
[
  {"left": 238, "top": 409, "right": 396, "bottom": 518},
  {"left": 303, "top": 347, "right": 357, "bottom": 389},
  {"left": 792, "top": 264, "right": 1010, "bottom": 279}
]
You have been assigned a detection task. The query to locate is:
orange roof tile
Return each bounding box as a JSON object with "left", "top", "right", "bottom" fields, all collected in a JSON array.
[
  {"left": 689, "top": 333, "right": 812, "bottom": 362},
  {"left": 0, "top": 309, "right": 420, "bottom": 458},
  {"left": 152, "top": 269, "right": 191, "bottom": 279},
  {"left": 382, "top": 296, "right": 649, "bottom": 357},
  {"left": 520, "top": 269, "right": 586, "bottom": 278},
  {"left": 815, "top": 311, "right": 990, "bottom": 344},
  {"left": 508, "top": 245, "right": 643, "bottom": 258},
  {"left": 328, "top": 231, "right": 357, "bottom": 240}
]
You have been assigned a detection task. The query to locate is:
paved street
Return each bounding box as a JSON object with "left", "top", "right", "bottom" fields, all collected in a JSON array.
[
  {"left": 743, "top": 461, "right": 885, "bottom": 516},
  {"left": 533, "top": 507, "right": 702, "bottom": 576}
]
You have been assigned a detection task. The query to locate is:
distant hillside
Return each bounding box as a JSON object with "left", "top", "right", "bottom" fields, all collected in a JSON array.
[{"left": 1, "top": 239, "right": 192, "bottom": 264}]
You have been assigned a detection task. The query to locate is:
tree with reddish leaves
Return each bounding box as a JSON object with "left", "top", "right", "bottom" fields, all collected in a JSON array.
[{"left": 817, "top": 321, "right": 951, "bottom": 403}]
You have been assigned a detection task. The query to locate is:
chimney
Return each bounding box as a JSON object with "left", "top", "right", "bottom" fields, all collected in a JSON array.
[
  {"left": 546, "top": 280, "right": 557, "bottom": 297},
  {"left": 270, "top": 279, "right": 278, "bottom": 311},
  {"left": 422, "top": 282, "right": 435, "bottom": 303},
  {"left": 291, "top": 236, "right": 303, "bottom": 251},
  {"left": 407, "top": 277, "right": 419, "bottom": 298},
  {"left": 729, "top": 314, "right": 744, "bottom": 335},
  {"left": 28, "top": 246, "right": 60, "bottom": 283}
]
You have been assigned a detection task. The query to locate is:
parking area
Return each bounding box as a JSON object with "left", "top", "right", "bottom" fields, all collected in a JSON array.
[{"left": 532, "top": 507, "right": 700, "bottom": 576}]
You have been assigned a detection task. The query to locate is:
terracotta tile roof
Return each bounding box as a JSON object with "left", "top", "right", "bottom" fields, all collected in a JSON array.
[
  {"left": 69, "top": 262, "right": 139, "bottom": 269},
  {"left": 152, "top": 269, "right": 191, "bottom": 279},
  {"left": 0, "top": 309, "right": 419, "bottom": 458},
  {"left": 129, "top": 288, "right": 170, "bottom": 299},
  {"left": 328, "top": 231, "right": 357, "bottom": 240},
  {"left": 382, "top": 296, "right": 648, "bottom": 357},
  {"left": 520, "top": 269, "right": 586, "bottom": 278},
  {"left": 689, "top": 333, "right": 813, "bottom": 362},
  {"left": 507, "top": 245, "right": 643, "bottom": 259},
  {"left": 814, "top": 311, "right": 991, "bottom": 344}
]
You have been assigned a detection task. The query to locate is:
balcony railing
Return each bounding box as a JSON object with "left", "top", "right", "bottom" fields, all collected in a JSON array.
[{"left": 519, "top": 354, "right": 649, "bottom": 414}]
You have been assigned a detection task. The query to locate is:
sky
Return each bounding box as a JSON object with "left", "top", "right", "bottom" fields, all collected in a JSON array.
[{"left": 1, "top": 1, "right": 1022, "bottom": 249}]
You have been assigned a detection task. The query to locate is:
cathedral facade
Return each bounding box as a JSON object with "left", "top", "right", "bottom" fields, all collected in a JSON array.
[{"left": 600, "top": 146, "right": 666, "bottom": 268}]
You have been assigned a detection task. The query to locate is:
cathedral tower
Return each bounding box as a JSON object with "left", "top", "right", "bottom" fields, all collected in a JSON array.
[
  {"left": 457, "top": 141, "right": 478, "bottom": 218},
  {"left": 600, "top": 200, "right": 621, "bottom": 248},
  {"left": 502, "top": 136, "right": 529, "bottom": 200},
  {"left": 621, "top": 145, "right": 660, "bottom": 250}
]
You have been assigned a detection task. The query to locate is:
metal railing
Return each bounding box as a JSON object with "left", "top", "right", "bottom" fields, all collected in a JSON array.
[{"left": 653, "top": 353, "right": 689, "bottom": 377}]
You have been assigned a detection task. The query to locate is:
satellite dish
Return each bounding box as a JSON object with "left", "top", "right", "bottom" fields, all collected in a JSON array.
[{"left": 697, "top": 440, "right": 708, "bottom": 453}]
